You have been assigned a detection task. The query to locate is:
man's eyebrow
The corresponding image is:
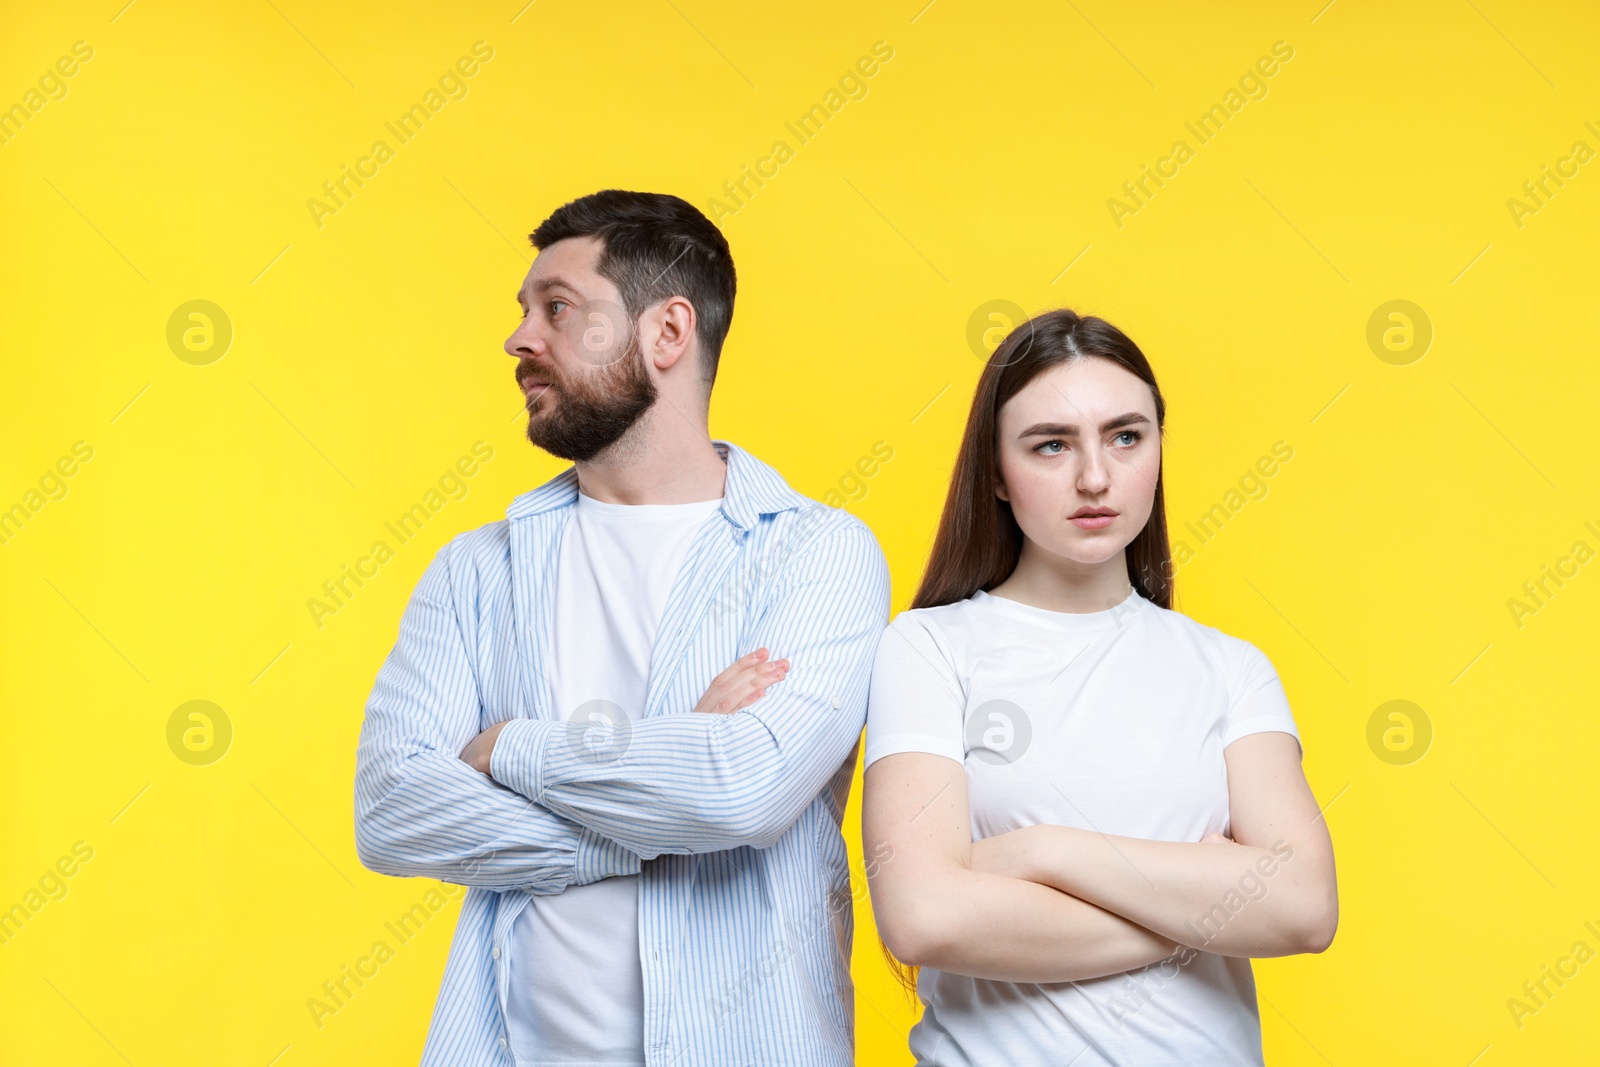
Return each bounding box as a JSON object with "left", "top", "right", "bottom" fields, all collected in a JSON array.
[
  {"left": 1017, "top": 412, "right": 1152, "bottom": 437},
  {"left": 515, "top": 276, "right": 582, "bottom": 304}
]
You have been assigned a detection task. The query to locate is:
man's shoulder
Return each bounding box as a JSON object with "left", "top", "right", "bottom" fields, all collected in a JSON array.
[
  {"left": 426, "top": 517, "right": 513, "bottom": 595},
  {"left": 447, "top": 515, "right": 513, "bottom": 557},
  {"left": 754, "top": 497, "right": 884, "bottom": 566}
]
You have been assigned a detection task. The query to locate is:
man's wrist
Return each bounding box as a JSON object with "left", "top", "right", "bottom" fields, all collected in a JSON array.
[
  {"left": 573, "top": 826, "right": 643, "bottom": 884},
  {"left": 488, "top": 717, "right": 553, "bottom": 799}
]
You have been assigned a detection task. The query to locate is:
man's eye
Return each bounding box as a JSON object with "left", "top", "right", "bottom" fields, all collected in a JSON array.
[{"left": 548, "top": 299, "right": 568, "bottom": 316}]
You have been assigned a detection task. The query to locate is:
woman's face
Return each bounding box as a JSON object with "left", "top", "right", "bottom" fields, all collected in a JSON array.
[{"left": 994, "top": 356, "right": 1162, "bottom": 570}]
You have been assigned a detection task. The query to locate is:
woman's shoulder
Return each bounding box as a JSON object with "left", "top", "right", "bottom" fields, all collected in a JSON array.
[
  {"left": 873, "top": 598, "right": 982, "bottom": 672},
  {"left": 883, "top": 595, "right": 989, "bottom": 643},
  {"left": 1143, "top": 598, "right": 1278, "bottom": 677}
]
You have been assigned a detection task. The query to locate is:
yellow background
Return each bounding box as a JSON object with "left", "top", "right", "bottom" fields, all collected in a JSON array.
[{"left": 4, "top": 1, "right": 1598, "bottom": 1063}]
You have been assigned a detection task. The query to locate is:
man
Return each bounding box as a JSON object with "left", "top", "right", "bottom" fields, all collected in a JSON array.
[{"left": 353, "top": 189, "right": 889, "bottom": 1066}]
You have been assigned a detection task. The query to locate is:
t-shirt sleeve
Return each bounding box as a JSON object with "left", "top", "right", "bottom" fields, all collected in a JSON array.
[
  {"left": 863, "top": 611, "right": 967, "bottom": 769},
  {"left": 1222, "top": 639, "right": 1303, "bottom": 754}
]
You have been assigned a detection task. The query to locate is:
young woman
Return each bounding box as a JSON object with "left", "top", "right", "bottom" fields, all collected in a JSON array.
[{"left": 862, "top": 308, "right": 1337, "bottom": 1065}]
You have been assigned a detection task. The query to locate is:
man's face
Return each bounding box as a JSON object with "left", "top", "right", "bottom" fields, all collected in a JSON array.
[{"left": 505, "top": 235, "right": 658, "bottom": 462}]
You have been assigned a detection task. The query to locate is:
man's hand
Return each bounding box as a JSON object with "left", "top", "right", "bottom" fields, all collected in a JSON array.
[
  {"left": 693, "top": 647, "right": 789, "bottom": 715},
  {"left": 460, "top": 719, "right": 511, "bottom": 775},
  {"left": 458, "top": 649, "right": 788, "bottom": 775}
]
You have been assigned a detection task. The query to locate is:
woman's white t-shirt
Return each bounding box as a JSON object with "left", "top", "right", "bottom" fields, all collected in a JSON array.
[{"left": 864, "top": 586, "right": 1302, "bottom": 1067}]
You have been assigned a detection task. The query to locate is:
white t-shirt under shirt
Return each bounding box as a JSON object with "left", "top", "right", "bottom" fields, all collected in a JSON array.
[
  {"left": 504, "top": 489, "right": 724, "bottom": 1067},
  {"left": 864, "top": 586, "right": 1302, "bottom": 1067}
]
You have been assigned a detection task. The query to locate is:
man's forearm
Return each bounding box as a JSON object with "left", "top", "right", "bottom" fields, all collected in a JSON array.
[
  {"left": 355, "top": 746, "right": 640, "bottom": 893},
  {"left": 488, "top": 706, "right": 856, "bottom": 858}
]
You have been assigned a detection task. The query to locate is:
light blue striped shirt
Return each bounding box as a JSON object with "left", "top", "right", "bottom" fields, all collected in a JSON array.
[{"left": 354, "top": 439, "right": 890, "bottom": 1065}]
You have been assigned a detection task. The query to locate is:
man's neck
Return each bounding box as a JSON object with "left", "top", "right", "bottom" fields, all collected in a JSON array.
[{"left": 573, "top": 408, "right": 728, "bottom": 505}]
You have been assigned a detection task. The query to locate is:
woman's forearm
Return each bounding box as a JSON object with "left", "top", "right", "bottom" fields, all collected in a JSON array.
[
  {"left": 886, "top": 864, "right": 1181, "bottom": 983},
  {"left": 989, "top": 825, "right": 1336, "bottom": 958}
]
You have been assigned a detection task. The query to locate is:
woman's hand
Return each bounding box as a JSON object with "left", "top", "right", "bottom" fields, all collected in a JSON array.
[{"left": 692, "top": 647, "right": 789, "bottom": 715}]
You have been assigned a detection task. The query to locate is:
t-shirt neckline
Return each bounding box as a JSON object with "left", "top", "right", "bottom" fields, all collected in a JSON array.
[
  {"left": 970, "top": 585, "right": 1144, "bottom": 632},
  {"left": 575, "top": 489, "right": 725, "bottom": 523}
]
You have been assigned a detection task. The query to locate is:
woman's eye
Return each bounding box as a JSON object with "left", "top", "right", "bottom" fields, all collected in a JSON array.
[
  {"left": 1036, "top": 440, "right": 1066, "bottom": 455},
  {"left": 1113, "top": 430, "right": 1142, "bottom": 447}
]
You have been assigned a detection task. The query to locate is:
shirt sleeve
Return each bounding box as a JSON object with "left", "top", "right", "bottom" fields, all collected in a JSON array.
[
  {"left": 863, "top": 611, "right": 967, "bottom": 769},
  {"left": 1221, "top": 639, "right": 1302, "bottom": 754},
  {"left": 353, "top": 536, "right": 642, "bottom": 893},
  {"left": 489, "top": 511, "right": 891, "bottom": 857}
]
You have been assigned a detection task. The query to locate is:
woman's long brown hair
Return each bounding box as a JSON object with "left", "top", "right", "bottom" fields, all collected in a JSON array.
[{"left": 878, "top": 307, "right": 1175, "bottom": 998}]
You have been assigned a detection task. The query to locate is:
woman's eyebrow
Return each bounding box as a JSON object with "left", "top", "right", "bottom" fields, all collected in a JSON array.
[{"left": 1018, "top": 412, "right": 1151, "bottom": 437}]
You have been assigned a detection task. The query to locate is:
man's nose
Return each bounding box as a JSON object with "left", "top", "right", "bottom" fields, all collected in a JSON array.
[{"left": 505, "top": 320, "right": 547, "bottom": 360}]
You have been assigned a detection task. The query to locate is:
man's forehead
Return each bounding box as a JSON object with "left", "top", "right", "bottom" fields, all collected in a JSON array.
[{"left": 520, "top": 236, "right": 603, "bottom": 296}]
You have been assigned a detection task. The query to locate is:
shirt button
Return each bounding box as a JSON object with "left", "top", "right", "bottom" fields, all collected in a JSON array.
[
  {"left": 499, "top": 1036, "right": 509, "bottom": 1048},
  {"left": 492, "top": 947, "right": 501, "bottom": 960},
  {"left": 830, "top": 695, "right": 841, "bottom": 710}
]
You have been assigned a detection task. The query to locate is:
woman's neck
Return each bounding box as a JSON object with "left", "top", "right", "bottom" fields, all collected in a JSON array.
[{"left": 986, "top": 545, "right": 1134, "bottom": 614}]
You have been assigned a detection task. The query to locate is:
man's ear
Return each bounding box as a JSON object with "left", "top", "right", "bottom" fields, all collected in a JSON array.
[{"left": 647, "top": 296, "right": 698, "bottom": 374}]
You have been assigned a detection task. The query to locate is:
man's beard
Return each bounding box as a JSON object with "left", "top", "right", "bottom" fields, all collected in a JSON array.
[{"left": 520, "top": 334, "right": 658, "bottom": 462}]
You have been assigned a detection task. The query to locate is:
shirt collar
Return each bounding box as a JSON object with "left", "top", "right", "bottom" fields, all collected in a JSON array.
[{"left": 505, "top": 438, "right": 806, "bottom": 532}]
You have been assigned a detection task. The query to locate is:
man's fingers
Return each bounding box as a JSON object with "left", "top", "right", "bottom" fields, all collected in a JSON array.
[{"left": 711, "top": 660, "right": 789, "bottom": 715}]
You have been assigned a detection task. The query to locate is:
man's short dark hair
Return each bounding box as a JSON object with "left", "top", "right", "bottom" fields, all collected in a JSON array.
[{"left": 530, "top": 190, "right": 736, "bottom": 387}]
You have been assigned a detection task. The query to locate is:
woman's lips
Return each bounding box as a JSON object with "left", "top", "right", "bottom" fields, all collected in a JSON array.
[{"left": 1069, "top": 514, "right": 1116, "bottom": 530}]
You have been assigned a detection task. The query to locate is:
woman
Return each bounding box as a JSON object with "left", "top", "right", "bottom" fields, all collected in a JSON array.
[{"left": 862, "top": 308, "right": 1337, "bottom": 1065}]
